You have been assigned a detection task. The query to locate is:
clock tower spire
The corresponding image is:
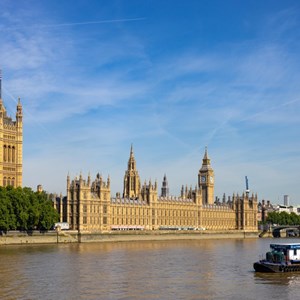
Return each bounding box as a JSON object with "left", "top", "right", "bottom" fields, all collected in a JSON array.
[{"left": 198, "top": 147, "right": 214, "bottom": 205}]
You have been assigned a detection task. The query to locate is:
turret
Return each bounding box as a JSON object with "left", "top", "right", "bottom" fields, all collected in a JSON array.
[
  {"left": 87, "top": 172, "right": 91, "bottom": 186},
  {"left": 67, "top": 173, "right": 70, "bottom": 188},
  {"left": 161, "top": 174, "right": 169, "bottom": 197},
  {"left": 16, "top": 98, "right": 23, "bottom": 124}
]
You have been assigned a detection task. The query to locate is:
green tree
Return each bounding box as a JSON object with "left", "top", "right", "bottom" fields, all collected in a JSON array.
[
  {"left": 290, "top": 212, "right": 299, "bottom": 225},
  {"left": 0, "top": 187, "right": 16, "bottom": 231},
  {"left": 267, "top": 211, "right": 300, "bottom": 226},
  {"left": 266, "top": 211, "right": 280, "bottom": 225},
  {"left": 37, "top": 191, "right": 59, "bottom": 230},
  {"left": 0, "top": 186, "right": 60, "bottom": 231}
]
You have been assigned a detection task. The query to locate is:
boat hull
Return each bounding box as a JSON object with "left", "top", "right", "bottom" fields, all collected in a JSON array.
[{"left": 254, "top": 261, "right": 300, "bottom": 273}]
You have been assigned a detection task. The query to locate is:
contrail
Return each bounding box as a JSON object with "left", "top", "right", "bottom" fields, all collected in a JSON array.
[
  {"left": 36, "top": 18, "right": 146, "bottom": 28},
  {"left": 241, "top": 98, "right": 300, "bottom": 122},
  {"left": 0, "top": 17, "right": 146, "bottom": 32}
]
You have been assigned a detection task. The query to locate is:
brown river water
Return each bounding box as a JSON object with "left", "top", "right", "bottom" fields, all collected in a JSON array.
[{"left": 0, "top": 238, "right": 299, "bottom": 300}]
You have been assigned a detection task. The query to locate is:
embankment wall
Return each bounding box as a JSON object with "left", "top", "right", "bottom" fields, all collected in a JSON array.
[{"left": 0, "top": 230, "right": 258, "bottom": 245}]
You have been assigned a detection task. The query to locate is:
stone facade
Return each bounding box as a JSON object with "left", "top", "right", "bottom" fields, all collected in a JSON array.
[
  {"left": 0, "top": 74, "right": 23, "bottom": 187},
  {"left": 65, "top": 146, "right": 258, "bottom": 232}
]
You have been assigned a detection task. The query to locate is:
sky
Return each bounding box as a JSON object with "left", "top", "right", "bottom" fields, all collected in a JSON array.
[{"left": 0, "top": 0, "right": 300, "bottom": 204}]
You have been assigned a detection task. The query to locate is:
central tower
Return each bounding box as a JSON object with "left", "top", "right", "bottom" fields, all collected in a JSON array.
[
  {"left": 123, "top": 145, "right": 141, "bottom": 199},
  {"left": 198, "top": 147, "right": 214, "bottom": 205}
]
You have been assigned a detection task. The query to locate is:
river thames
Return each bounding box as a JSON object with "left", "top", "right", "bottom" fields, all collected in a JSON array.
[{"left": 0, "top": 237, "right": 299, "bottom": 300}]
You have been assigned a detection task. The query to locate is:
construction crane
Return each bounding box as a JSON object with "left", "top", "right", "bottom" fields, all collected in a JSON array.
[{"left": 245, "top": 176, "right": 250, "bottom": 195}]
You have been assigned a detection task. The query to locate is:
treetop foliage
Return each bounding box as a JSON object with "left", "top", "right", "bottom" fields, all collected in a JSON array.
[
  {"left": 0, "top": 186, "right": 59, "bottom": 232},
  {"left": 266, "top": 211, "right": 300, "bottom": 226}
]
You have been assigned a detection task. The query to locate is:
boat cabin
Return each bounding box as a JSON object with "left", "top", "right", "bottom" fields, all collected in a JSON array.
[{"left": 270, "top": 243, "right": 300, "bottom": 262}]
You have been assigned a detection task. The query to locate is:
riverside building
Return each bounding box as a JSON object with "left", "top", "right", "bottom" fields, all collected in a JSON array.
[
  {"left": 64, "top": 146, "right": 258, "bottom": 232},
  {"left": 0, "top": 72, "right": 23, "bottom": 187}
]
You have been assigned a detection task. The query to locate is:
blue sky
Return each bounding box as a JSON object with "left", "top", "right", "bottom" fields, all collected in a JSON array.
[{"left": 1, "top": 0, "right": 300, "bottom": 204}]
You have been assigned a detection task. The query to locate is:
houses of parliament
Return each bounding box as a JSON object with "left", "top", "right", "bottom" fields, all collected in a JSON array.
[{"left": 64, "top": 145, "right": 258, "bottom": 232}]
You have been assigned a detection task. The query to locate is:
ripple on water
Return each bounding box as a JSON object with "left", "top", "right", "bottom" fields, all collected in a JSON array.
[{"left": 0, "top": 239, "right": 299, "bottom": 299}]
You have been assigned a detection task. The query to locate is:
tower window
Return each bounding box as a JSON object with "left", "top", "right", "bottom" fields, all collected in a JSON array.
[
  {"left": 3, "top": 145, "right": 7, "bottom": 162},
  {"left": 8, "top": 146, "right": 11, "bottom": 162},
  {"left": 12, "top": 147, "right": 15, "bottom": 162}
]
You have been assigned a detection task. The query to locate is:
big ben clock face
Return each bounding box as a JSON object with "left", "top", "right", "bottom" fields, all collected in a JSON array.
[
  {"left": 201, "top": 176, "right": 206, "bottom": 183},
  {"left": 210, "top": 176, "right": 214, "bottom": 183}
]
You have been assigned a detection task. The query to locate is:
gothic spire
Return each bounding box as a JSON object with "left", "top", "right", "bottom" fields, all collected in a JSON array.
[
  {"left": 201, "top": 146, "right": 212, "bottom": 171},
  {"left": 130, "top": 143, "right": 134, "bottom": 157},
  {"left": 128, "top": 144, "right": 136, "bottom": 171},
  {"left": 161, "top": 174, "right": 169, "bottom": 197}
]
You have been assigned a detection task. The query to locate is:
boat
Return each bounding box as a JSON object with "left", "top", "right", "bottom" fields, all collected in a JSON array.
[{"left": 253, "top": 243, "right": 300, "bottom": 273}]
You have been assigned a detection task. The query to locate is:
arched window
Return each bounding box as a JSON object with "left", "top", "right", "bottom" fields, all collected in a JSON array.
[
  {"left": 12, "top": 147, "right": 15, "bottom": 163},
  {"left": 8, "top": 146, "right": 11, "bottom": 162},
  {"left": 7, "top": 177, "right": 11, "bottom": 186},
  {"left": 3, "top": 177, "right": 6, "bottom": 186},
  {"left": 3, "top": 145, "right": 7, "bottom": 162},
  {"left": 11, "top": 178, "right": 15, "bottom": 187}
]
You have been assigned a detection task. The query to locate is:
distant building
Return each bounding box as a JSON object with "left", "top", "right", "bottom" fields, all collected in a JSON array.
[
  {"left": 258, "top": 199, "right": 300, "bottom": 220},
  {"left": 275, "top": 205, "right": 300, "bottom": 215},
  {"left": 284, "top": 195, "right": 289, "bottom": 206},
  {"left": 63, "top": 146, "right": 258, "bottom": 232},
  {"left": 0, "top": 72, "right": 23, "bottom": 187},
  {"left": 258, "top": 200, "right": 274, "bottom": 223}
]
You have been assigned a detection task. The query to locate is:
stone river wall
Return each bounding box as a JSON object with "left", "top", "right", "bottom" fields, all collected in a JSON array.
[{"left": 0, "top": 230, "right": 258, "bottom": 245}]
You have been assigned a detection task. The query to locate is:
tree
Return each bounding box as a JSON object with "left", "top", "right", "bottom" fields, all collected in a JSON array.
[
  {"left": 267, "top": 211, "right": 300, "bottom": 226},
  {"left": 0, "top": 187, "right": 16, "bottom": 231},
  {"left": 0, "top": 186, "right": 60, "bottom": 231},
  {"left": 37, "top": 191, "right": 59, "bottom": 230}
]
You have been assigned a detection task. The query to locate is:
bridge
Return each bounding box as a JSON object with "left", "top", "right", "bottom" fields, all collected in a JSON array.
[{"left": 259, "top": 225, "right": 300, "bottom": 238}]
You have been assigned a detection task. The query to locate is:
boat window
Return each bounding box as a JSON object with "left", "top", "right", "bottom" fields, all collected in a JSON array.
[{"left": 294, "top": 249, "right": 297, "bottom": 256}]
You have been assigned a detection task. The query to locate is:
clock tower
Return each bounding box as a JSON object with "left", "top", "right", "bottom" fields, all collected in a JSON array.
[{"left": 198, "top": 147, "right": 214, "bottom": 205}]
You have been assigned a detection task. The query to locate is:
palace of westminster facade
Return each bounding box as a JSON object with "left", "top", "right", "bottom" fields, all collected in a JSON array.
[
  {"left": 64, "top": 145, "right": 258, "bottom": 232},
  {"left": 0, "top": 75, "right": 257, "bottom": 232}
]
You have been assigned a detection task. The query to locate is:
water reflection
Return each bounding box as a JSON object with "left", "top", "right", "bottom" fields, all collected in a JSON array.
[{"left": 254, "top": 271, "right": 300, "bottom": 285}]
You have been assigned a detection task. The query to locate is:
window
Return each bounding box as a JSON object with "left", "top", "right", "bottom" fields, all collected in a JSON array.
[
  {"left": 3, "top": 145, "right": 7, "bottom": 162},
  {"left": 12, "top": 147, "right": 15, "bottom": 162},
  {"left": 8, "top": 146, "right": 11, "bottom": 162}
]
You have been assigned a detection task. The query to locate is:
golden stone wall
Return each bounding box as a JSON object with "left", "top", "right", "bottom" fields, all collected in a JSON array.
[{"left": 0, "top": 98, "right": 23, "bottom": 187}]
